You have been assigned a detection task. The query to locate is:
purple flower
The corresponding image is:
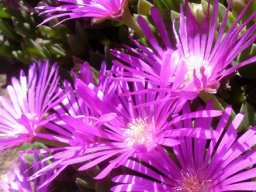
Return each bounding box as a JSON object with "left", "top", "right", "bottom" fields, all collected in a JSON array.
[
  {"left": 0, "top": 61, "right": 63, "bottom": 151},
  {"left": 26, "top": 93, "right": 94, "bottom": 189},
  {"left": 42, "top": 77, "right": 221, "bottom": 180},
  {"left": 28, "top": 62, "right": 114, "bottom": 185},
  {"left": 0, "top": 152, "right": 53, "bottom": 192},
  {"left": 112, "top": 106, "right": 256, "bottom": 191},
  {"left": 37, "top": 0, "right": 128, "bottom": 25},
  {"left": 111, "top": 0, "right": 256, "bottom": 100}
]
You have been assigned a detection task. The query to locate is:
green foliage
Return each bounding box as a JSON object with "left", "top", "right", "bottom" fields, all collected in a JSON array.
[{"left": 0, "top": 1, "right": 68, "bottom": 64}]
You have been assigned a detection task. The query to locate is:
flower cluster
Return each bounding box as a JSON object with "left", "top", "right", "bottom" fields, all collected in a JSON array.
[{"left": 1, "top": 0, "right": 256, "bottom": 192}]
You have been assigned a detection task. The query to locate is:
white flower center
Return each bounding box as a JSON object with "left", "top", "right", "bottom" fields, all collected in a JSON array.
[
  {"left": 171, "top": 51, "right": 212, "bottom": 89},
  {"left": 184, "top": 55, "right": 211, "bottom": 84},
  {"left": 123, "top": 118, "right": 154, "bottom": 148},
  {"left": 26, "top": 112, "right": 39, "bottom": 121}
]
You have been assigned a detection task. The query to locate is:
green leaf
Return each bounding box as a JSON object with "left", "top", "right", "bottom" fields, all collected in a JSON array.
[
  {"left": 154, "top": 0, "right": 183, "bottom": 11},
  {"left": 38, "top": 25, "right": 57, "bottom": 38},
  {"left": 0, "top": 19, "right": 21, "bottom": 41},
  {"left": 12, "top": 50, "right": 29, "bottom": 63},
  {"left": 137, "top": 0, "right": 153, "bottom": 16},
  {"left": 25, "top": 39, "right": 47, "bottom": 59},
  {"left": 0, "top": 4, "right": 11, "bottom": 18},
  {"left": 48, "top": 44, "right": 66, "bottom": 57},
  {"left": 201, "top": 0, "right": 236, "bottom": 28},
  {"left": 232, "top": 0, "right": 256, "bottom": 21},
  {"left": 170, "top": 10, "right": 180, "bottom": 20}
]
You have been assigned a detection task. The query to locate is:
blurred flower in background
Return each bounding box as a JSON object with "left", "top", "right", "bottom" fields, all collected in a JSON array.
[
  {"left": 0, "top": 152, "right": 53, "bottom": 192},
  {"left": 37, "top": 0, "right": 128, "bottom": 24}
]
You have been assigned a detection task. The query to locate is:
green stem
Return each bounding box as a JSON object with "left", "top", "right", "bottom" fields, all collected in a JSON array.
[{"left": 119, "top": 5, "right": 143, "bottom": 36}]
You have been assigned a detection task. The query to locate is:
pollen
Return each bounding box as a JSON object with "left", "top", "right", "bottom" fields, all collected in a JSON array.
[
  {"left": 123, "top": 118, "right": 154, "bottom": 148},
  {"left": 174, "top": 168, "right": 212, "bottom": 192}
]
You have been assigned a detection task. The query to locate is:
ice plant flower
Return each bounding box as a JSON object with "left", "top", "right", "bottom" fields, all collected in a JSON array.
[
  {"left": 29, "top": 73, "right": 221, "bottom": 184},
  {"left": 0, "top": 61, "right": 63, "bottom": 151},
  {"left": 44, "top": 78, "right": 221, "bottom": 180},
  {"left": 111, "top": 0, "right": 256, "bottom": 100},
  {"left": 112, "top": 106, "right": 256, "bottom": 191},
  {"left": 0, "top": 152, "right": 53, "bottom": 192},
  {"left": 27, "top": 62, "right": 118, "bottom": 186},
  {"left": 37, "top": 0, "right": 128, "bottom": 24}
]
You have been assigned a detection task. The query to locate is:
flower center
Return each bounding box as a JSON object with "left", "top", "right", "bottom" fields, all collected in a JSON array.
[
  {"left": 174, "top": 169, "right": 211, "bottom": 192},
  {"left": 183, "top": 55, "right": 211, "bottom": 85},
  {"left": 123, "top": 118, "right": 154, "bottom": 148},
  {"left": 170, "top": 51, "right": 212, "bottom": 89},
  {"left": 26, "top": 112, "right": 39, "bottom": 121}
]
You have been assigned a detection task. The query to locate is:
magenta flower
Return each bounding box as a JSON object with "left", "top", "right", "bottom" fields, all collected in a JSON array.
[
  {"left": 0, "top": 152, "right": 53, "bottom": 192},
  {"left": 111, "top": 0, "right": 256, "bottom": 100},
  {"left": 112, "top": 106, "right": 256, "bottom": 191},
  {"left": 28, "top": 71, "right": 221, "bottom": 185},
  {"left": 0, "top": 61, "right": 63, "bottom": 151},
  {"left": 28, "top": 62, "right": 115, "bottom": 185},
  {"left": 37, "top": 0, "right": 128, "bottom": 25},
  {"left": 44, "top": 78, "right": 221, "bottom": 180}
]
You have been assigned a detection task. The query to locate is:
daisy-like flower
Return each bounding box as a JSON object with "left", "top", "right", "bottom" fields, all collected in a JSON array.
[
  {"left": 0, "top": 61, "right": 63, "bottom": 151},
  {"left": 43, "top": 77, "right": 221, "bottom": 180},
  {"left": 111, "top": 0, "right": 256, "bottom": 100},
  {"left": 37, "top": 0, "right": 128, "bottom": 25},
  {"left": 27, "top": 62, "right": 117, "bottom": 186},
  {"left": 29, "top": 62, "right": 219, "bottom": 185},
  {"left": 112, "top": 106, "right": 256, "bottom": 191},
  {"left": 0, "top": 152, "right": 53, "bottom": 192}
]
